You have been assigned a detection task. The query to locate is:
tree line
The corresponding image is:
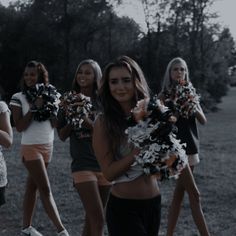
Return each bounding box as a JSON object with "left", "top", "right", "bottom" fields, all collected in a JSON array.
[{"left": 0, "top": 0, "right": 235, "bottom": 110}]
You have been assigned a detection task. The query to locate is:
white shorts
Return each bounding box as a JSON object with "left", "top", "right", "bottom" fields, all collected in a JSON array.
[{"left": 188, "top": 154, "right": 200, "bottom": 166}]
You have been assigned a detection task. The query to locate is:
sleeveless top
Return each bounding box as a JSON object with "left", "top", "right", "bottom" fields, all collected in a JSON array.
[{"left": 112, "top": 143, "right": 143, "bottom": 184}]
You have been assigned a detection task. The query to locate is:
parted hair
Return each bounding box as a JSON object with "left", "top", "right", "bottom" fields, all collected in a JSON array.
[
  {"left": 98, "top": 55, "right": 150, "bottom": 156},
  {"left": 72, "top": 59, "right": 102, "bottom": 97},
  {"left": 161, "top": 57, "right": 190, "bottom": 92},
  {"left": 21, "top": 60, "right": 49, "bottom": 90}
]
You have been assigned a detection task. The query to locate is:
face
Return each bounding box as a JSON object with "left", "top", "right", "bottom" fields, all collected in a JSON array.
[
  {"left": 108, "top": 66, "right": 135, "bottom": 108},
  {"left": 23, "top": 67, "right": 38, "bottom": 87},
  {"left": 170, "top": 62, "right": 186, "bottom": 82},
  {"left": 76, "top": 64, "right": 95, "bottom": 89}
]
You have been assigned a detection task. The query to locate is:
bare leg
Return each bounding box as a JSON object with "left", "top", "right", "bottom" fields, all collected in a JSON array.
[
  {"left": 22, "top": 175, "right": 37, "bottom": 228},
  {"left": 166, "top": 172, "right": 185, "bottom": 236},
  {"left": 75, "top": 181, "right": 110, "bottom": 236},
  {"left": 186, "top": 166, "right": 210, "bottom": 236},
  {"left": 166, "top": 165, "right": 210, "bottom": 236},
  {"left": 24, "top": 159, "right": 65, "bottom": 233}
]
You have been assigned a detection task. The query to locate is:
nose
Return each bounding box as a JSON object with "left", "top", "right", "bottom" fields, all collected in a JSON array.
[{"left": 116, "top": 80, "right": 125, "bottom": 90}]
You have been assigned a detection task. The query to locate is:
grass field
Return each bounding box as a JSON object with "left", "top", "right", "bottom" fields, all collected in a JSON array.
[{"left": 1, "top": 87, "right": 236, "bottom": 236}]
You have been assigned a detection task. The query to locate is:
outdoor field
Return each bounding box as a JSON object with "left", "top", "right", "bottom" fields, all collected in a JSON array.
[{"left": 1, "top": 87, "right": 236, "bottom": 236}]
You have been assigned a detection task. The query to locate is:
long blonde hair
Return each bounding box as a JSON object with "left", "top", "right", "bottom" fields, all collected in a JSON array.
[{"left": 161, "top": 57, "right": 190, "bottom": 92}]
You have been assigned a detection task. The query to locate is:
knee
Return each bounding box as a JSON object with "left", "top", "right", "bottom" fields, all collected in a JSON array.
[
  {"left": 189, "top": 188, "right": 201, "bottom": 204},
  {"left": 38, "top": 184, "right": 51, "bottom": 198},
  {"left": 26, "top": 182, "right": 37, "bottom": 193}
]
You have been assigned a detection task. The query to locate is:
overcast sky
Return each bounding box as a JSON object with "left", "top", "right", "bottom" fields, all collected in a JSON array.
[
  {"left": 116, "top": 0, "right": 236, "bottom": 40},
  {"left": 1, "top": 0, "right": 236, "bottom": 40}
]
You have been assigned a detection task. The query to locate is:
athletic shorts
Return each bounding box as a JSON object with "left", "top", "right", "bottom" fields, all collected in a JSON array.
[
  {"left": 72, "top": 171, "right": 111, "bottom": 186},
  {"left": 188, "top": 154, "right": 200, "bottom": 166},
  {"left": 20, "top": 143, "right": 53, "bottom": 163}
]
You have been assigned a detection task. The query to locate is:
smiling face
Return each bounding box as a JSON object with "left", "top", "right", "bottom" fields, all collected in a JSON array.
[
  {"left": 108, "top": 66, "right": 135, "bottom": 111},
  {"left": 23, "top": 66, "right": 38, "bottom": 87},
  {"left": 170, "top": 62, "right": 186, "bottom": 83},
  {"left": 76, "top": 63, "right": 95, "bottom": 89}
]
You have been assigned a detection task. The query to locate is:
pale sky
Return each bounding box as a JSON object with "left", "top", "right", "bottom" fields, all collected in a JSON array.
[
  {"left": 116, "top": 0, "right": 236, "bottom": 40},
  {"left": 1, "top": 0, "right": 236, "bottom": 40}
]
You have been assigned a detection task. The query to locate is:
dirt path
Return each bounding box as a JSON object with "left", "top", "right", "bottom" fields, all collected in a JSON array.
[{"left": 1, "top": 87, "right": 236, "bottom": 236}]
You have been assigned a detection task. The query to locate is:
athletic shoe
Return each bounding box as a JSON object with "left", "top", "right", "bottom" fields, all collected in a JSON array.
[
  {"left": 21, "top": 226, "right": 43, "bottom": 236},
  {"left": 57, "top": 229, "right": 69, "bottom": 236}
]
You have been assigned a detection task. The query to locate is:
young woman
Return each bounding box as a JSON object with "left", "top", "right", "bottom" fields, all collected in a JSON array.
[
  {"left": 93, "top": 56, "right": 161, "bottom": 236},
  {"left": 160, "top": 57, "right": 210, "bottom": 236},
  {"left": 57, "top": 59, "right": 111, "bottom": 236},
  {"left": 0, "top": 96, "right": 13, "bottom": 207},
  {"left": 10, "top": 61, "right": 69, "bottom": 236}
]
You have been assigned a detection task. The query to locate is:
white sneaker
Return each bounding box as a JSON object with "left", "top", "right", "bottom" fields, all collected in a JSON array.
[
  {"left": 57, "top": 229, "right": 69, "bottom": 236},
  {"left": 21, "top": 226, "right": 43, "bottom": 236}
]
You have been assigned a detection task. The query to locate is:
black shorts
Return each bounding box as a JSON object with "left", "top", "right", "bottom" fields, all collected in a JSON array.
[
  {"left": 106, "top": 193, "right": 161, "bottom": 236},
  {"left": 0, "top": 186, "right": 6, "bottom": 206}
]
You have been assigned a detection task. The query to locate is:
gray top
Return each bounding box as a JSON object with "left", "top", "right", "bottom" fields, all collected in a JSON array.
[
  {"left": 57, "top": 109, "right": 101, "bottom": 173},
  {"left": 113, "top": 143, "right": 143, "bottom": 184}
]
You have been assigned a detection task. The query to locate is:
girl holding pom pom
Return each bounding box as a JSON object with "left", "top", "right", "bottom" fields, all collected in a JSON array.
[
  {"left": 10, "top": 61, "right": 69, "bottom": 236},
  {"left": 160, "top": 57, "right": 210, "bottom": 236},
  {"left": 57, "top": 59, "right": 111, "bottom": 236},
  {"left": 93, "top": 56, "right": 162, "bottom": 236}
]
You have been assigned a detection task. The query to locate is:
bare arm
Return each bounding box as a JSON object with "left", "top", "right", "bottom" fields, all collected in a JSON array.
[
  {"left": 195, "top": 103, "right": 207, "bottom": 125},
  {"left": 0, "top": 111, "right": 13, "bottom": 148},
  {"left": 81, "top": 116, "right": 94, "bottom": 130},
  {"left": 92, "top": 116, "right": 139, "bottom": 182},
  {"left": 11, "top": 105, "right": 33, "bottom": 132},
  {"left": 57, "top": 123, "right": 73, "bottom": 141}
]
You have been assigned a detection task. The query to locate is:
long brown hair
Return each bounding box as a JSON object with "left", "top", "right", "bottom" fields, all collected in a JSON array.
[
  {"left": 99, "top": 55, "right": 150, "bottom": 156},
  {"left": 20, "top": 60, "right": 49, "bottom": 91}
]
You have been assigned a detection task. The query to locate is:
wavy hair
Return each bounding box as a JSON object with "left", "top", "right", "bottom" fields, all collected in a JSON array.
[
  {"left": 99, "top": 55, "right": 150, "bottom": 155},
  {"left": 21, "top": 60, "right": 49, "bottom": 91}
]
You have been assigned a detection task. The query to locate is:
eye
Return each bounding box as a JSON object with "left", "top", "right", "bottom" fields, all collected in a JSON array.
[
  {"left": 123, "top": 77, "right": 132, "bottom": 83},
  {"left": 85, "top": 71, "right": 92, "bottom": 75},
  {"left": 109, "top": 78, "right": 118, "bottom": 84}
]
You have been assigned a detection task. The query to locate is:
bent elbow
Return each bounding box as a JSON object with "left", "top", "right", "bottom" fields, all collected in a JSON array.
[
  {"left": 200, "top": 118, "right": 207, "bottom": 125},
  {"left": 3, "top": 138, "right": 13, "bottom": 148},
  {"left": 59, "top": 137, "right": 67, "bottom": 142},
  {"left": 15, "top": 127, "right": 23, "bottom": 132},
  {"left": 58, "top": 133, "right": 67, "bottom": 142},
  {"left": 105, "top": 175, "right": 114, "bottom": 182},
  {"left": 103, "top": 171, "right": 116, "bottom": 182}
]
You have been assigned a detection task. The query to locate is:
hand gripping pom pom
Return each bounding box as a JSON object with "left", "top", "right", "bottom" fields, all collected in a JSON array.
[
  {"left": 24, "top": 83, "right": 61, "bottom": 121},
  {"left": 59, "top": 91, "right": 93, "bottom": 127},
  {"left": 126, "top": 95, "right": 188, "bottom": 180},
  {"left": 163, "top": 80, "right": 200, "bottom": 119}
]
